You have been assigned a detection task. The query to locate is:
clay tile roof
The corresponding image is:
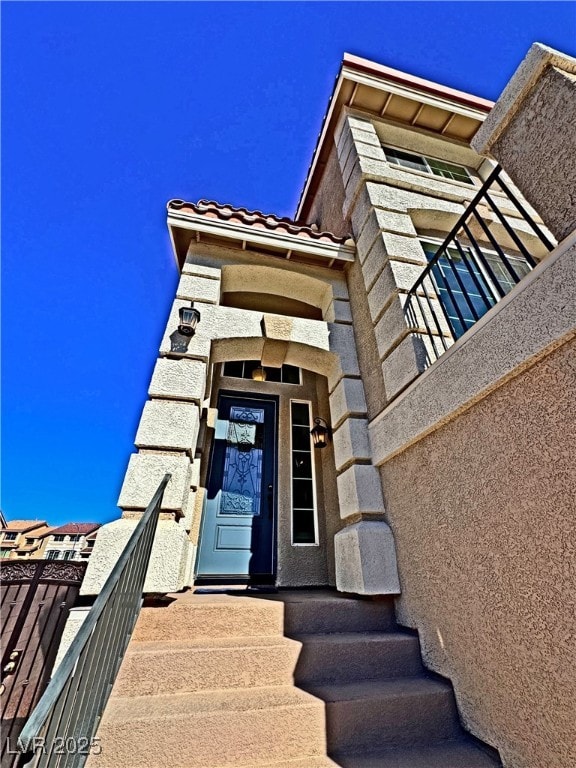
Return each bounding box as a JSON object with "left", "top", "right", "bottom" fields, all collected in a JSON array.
[
  {"left": 47, "top": 523, "right": 101, "bottom": 536},
  {"left": 167, "top": 199, "right": 354, "bottom": 246},
  {"left": 2, "top": 520, "right": 48, "bottom": 533}
]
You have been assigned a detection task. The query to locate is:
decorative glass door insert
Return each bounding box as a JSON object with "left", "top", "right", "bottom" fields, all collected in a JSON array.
[{"left": 220, "top": 407, "right": 265, "bottom": 516}]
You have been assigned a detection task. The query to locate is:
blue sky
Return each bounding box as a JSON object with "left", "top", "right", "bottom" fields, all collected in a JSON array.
[{"left": 2, "top": 1, "right": 575, "bottom": 526}]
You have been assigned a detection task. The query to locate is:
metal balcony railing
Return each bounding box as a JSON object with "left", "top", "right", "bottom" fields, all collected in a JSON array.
[
  {"left": 405, "top": 165, "right": 555, "bottom": 364},
  {"left": 17, "top": 474, "right": 172, "bottom": 768}
]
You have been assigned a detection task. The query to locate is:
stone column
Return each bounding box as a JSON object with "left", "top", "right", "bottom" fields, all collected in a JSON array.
[
  {"left": 313, "top": 132, "right": 402, "bottom": 594},
  {"left": 336, "top": 113, "right": 455, "bottom": 401},
  {"left": 82, "top": 262, "right": 220, "bottom": 595},
  {"left": 329, "top": 369, "right": 400, "bottom": 596}
]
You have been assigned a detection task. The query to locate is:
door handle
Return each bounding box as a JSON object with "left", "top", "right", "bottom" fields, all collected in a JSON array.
[{"left": 267, "top": 484, "right": 274, "bottom": 519}]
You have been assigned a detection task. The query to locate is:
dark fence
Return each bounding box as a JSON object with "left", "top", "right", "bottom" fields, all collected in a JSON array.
[
  {"left": 16, "top": 474, "right": 171, "bottom": 768},
  {"left": 405, "top": 165, "right": 555, "bottom": 363},
  {"left": 1, "top": 560, "right": 86, "bottom": 768}
]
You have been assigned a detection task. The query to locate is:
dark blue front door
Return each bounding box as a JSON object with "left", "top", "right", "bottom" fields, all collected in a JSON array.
[{"left": 196, "top": 394, "right": 277, "bottom": 578}]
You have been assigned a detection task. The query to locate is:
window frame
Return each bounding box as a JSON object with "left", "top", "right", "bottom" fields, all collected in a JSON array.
[
  {"left": 222, "top": 361, "right": 301, "bottom": 385},
  {"left": 383, "top": 145, "right": 475, "bottom": 186},
  {"left": 289, "top": 399, "right": 319, "bottom": 547},
  {"left": 419, "top": 237, "right": 532, "bottom": 338}
]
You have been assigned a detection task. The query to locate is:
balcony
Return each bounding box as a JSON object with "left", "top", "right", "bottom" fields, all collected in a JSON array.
[{"left": 404, "top": 165, "right": 556, "bottom": 366}]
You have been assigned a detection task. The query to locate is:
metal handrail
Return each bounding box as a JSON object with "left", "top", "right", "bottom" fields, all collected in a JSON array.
[
  {"left": 405, "top": 165, "right": 555, "bottom": 364},
  {"left": 17, "top": 474, "right": 172, "bottom": 768}
]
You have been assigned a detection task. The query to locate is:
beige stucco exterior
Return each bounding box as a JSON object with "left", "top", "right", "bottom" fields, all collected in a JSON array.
[
  {"left": 83, "top": 42, "right": 576, "bottom": 768},
  {"left": 473, "top": 43, "right": 576, "bottom": 242},
  {"left": 85, "top": 236, "right": 398, "bottom": 596},
  {"left": 292, "top": 43, "right": 575, "bottom": 767},
  {"left": 379, "top": 336, "right": 576, "bottom": 768}
]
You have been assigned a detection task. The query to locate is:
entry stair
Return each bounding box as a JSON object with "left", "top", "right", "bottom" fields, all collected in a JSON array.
[{"left": 89, "top": 590, "right": 502, "bottom": 767}]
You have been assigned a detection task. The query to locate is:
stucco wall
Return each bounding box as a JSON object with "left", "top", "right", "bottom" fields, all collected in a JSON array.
[
  {"left": 379, "top": 338, "right": 576, "bottom": 768},
  {"left": 473, "top": 44, "right": 576, "bottom": 244},
  {"left": 488, "top": 65, "right": 576, "bottom": 242},
  {"left": 304, "top": 142, "right": 350, "bottom": 238}
]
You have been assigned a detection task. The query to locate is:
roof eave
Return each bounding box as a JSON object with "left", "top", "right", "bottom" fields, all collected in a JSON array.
[
  {"left": 295, "top": 53, "right": 494, "bottom": 222},
  {"left": 167, "top": 211, "right": 355, "bottom": 270},
  {"left": 342, "top": 53, "right": 494, "bottom": 112}
]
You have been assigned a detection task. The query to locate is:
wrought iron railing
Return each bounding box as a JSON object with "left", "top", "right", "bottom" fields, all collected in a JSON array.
[
  {"left": 17, "top": 474, "right": 172, "bottom": 768},
  {"left": 1, "top": 560, "right": 87, "bottom": 768},
  {"left": 405, "top": 165, "right": 555, "bottom": 364}
]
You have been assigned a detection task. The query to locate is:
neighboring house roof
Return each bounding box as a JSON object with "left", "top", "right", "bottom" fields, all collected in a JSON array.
[
  {"left": 21, "top": 525, "right": 54, "bottom": 539},
  {"left": 1, "top": 520, "right": 48, "bottom": 534},
  {"left": 168, "top": 199, "right": 352, "bottom": 246},
  {"left": 46, "top": 523, "right": 101, "bottom": 537}
]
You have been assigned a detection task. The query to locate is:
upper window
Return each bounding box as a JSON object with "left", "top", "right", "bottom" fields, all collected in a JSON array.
[
  {"left": 46, "top": 550, "right": 60, "bottom": 559},
  {"left": 3, "top": 532, "right": 17, "bottom": 541},
  {"left": 383, "top": 147, "right": 474, "bottom": 185},
  {"left": 421, "top": 240, "right": 531, "bottom": 339},
  {"left": 53, "top": 534, "right": 66, "bottom": 542},
  {"left": 223, "top": 361, "right": 301, "bottom": 385}
]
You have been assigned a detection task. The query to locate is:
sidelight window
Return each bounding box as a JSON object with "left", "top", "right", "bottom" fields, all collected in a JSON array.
[{"left": 290, "top": 401, "right": 318, "bottom": 545}]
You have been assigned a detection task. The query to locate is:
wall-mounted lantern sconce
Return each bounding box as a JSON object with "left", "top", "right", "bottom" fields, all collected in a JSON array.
[
  {"left": 178, "top": 303, "right": 201, "bottom": 336},
  {"left": 252, "top": 365, "right": 267, "bottom": 382},
  {"left": 310, "top": 417, "right": 331, "bottom": 449}
]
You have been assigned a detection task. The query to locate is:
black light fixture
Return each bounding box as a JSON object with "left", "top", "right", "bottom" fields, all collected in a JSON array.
[
  {"left": 178, "top": 302, "right": 201, "bottom": 336},
  {"left": 310, "top": 417, "right": 331, "bottom": 449},
  {"left": 252, "top": 365, "right": 267, "bottom": 381}
]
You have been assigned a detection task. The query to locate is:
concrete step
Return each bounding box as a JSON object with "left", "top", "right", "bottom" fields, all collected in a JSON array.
[
  {"left": 209, "top": 741, "right": 500, "bottom": 768},
  {"left": 132, "top": 592, "right": 285, "bottom": 641},
  {"left": 212, "top": 758, "right": 340, "bottom": 768},
  {"left": 91, "top": 685, "right": 327, "bottom": 767},
  {"left": 115, "top": 629, "right": 422, "bottom": 697},
  {"left": 132, "top": 590, "right": 395, "bottom": 642},
  {"left": 333, "top": 741, "right": 501, "bottom": 767},
  {"left": 306, "top": 677, "right": 461, "bottom": 754},
  {"left": 98, "top": 590, "right": 501, "bottom": 768},
  {"left": 114, "top": 635, "right": 302, "bottom": 696},
  {"left": 293, "top": 631, "right": 423, "bottom": 684},
  {"left": 275, "top": 591, "right": 396, "bottom": 635}
]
